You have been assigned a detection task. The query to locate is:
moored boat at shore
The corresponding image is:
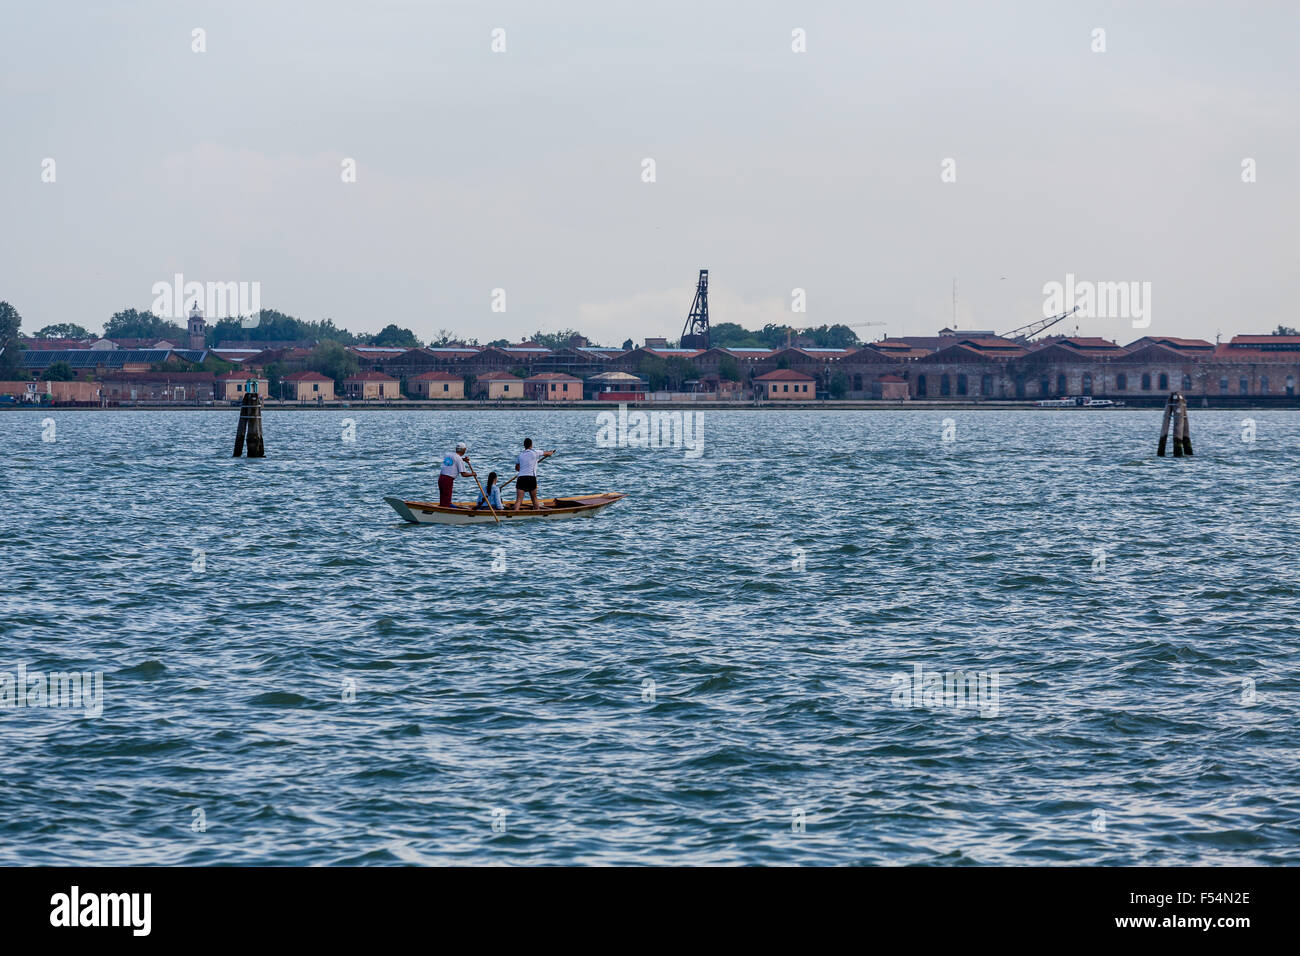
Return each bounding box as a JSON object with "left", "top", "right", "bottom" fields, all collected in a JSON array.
[
  {"left": 1034, "top": 396, "right": 1125, "bottom": 408},
  {"left": 385, "top": 493, "right": 625, "bottom": 525}
]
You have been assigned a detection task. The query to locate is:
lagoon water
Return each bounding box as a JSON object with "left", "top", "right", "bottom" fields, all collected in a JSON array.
[{"left": 1, "top": 408, "right": 1297, "bottom": 865}]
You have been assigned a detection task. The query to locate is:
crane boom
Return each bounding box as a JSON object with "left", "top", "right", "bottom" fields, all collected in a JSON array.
[{"left": 1000, "top": 305, "right": 1079, "bottom": 343}]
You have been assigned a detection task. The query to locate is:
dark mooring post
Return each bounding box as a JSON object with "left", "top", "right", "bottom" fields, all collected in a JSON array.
[
  {"left": 1157, "top": 394, "right": 1173, "bottom": 456},
  {"left": 233, "top": 381, "right": 266, "bottom": 458},
  {"left": 1157, "top": 392, "right": 1192, "bottom": 457},
  {"left": 1177, "top": 392, "right": 1192, "bottom": 456},
  {"left": 1171, "top": 394, "right": 1184, "bottom": 457}
]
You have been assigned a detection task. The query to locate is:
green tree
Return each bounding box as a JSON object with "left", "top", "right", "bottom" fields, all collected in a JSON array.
[
  {"left": 529, "top": 329, "right": 584, "bottom": 350},
  {"left": 486, "top": 338, "right": 510, "bottom": 348},
  {"left": 0, "top": 301, "right": 23, "bottom": 378},
  {"left": 664, "top": 356, "right": 699, "bottom": 389},
  {"left": 829, "top": 370, "right": 849, "bottom": 398},
  {"left": 35, "top": 323, "right": 92, "bottom": 340},
  {"left": 368, "top": 324, "right": 421, "bottom": 347},
  {"left": 717, "top": 354, "right": 742, "bottom": 382},
  {"left": 263, "top": 361, "right": 286, "bottom": 398},
  {"left": 306, "top": 340, "right": 359, "bottom": 389},
  {"left": 207, "top": 309, "right": 358, "bottom": 346},
  {"left": 1275, "top": 325, "right": 1298, "bottom": 336},
  {"left": 638, "top": 356, "right": 668, "bottom": 390},
  {"left": 103, "top": 309, "right": 185, "bottom": 341},
  {"left": 804, "top": 324, "right": 862, "bottom": 348},
  {"left": 621, "top": 338, "right": 634, "bottom": 351},
  {"left": 708, "top": 322, "right": 763, "bottom": 348},
  {"left": 42, "top": 361, "right": 75, "bottom": 381}
]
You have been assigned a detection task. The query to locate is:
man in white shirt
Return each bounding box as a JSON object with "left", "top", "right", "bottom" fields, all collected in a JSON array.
[
  {"left": 438, "top": 441, "right": 476, "bottom": 507},
  {"left": 512, "top": 437, "right": 555, "bottom": 511}
]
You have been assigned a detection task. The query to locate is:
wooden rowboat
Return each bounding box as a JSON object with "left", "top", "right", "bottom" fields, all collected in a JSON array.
[{"left": 385, "top": 493, "right": 625, "bottom": 525}]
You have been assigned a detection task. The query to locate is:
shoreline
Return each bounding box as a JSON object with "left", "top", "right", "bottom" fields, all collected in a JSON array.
[{"left": 7, "top": 399, "right": 1300, "bottom": 412}]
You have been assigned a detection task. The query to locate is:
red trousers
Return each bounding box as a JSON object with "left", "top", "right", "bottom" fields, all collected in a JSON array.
[{"left": 438, "top": 474, "right": 454, "bottom": 506}]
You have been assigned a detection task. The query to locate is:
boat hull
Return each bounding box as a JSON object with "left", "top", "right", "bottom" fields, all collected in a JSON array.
[{"left": 385, "top": 493, "right": 624, "bottom": 525}]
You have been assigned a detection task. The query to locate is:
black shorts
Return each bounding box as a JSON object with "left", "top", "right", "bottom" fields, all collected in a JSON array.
[{"left": 517, "top": 475, "right": 537, "bottom": 492}]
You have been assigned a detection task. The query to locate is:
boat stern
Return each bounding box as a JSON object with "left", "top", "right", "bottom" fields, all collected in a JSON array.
[{"left": 384, "top": 496, "right": 419, "bottom": 523}]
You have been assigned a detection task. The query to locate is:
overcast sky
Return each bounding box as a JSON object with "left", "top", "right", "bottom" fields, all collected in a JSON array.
[{"left": 2, "top": 1, "right": 1296, "bottom": 345}]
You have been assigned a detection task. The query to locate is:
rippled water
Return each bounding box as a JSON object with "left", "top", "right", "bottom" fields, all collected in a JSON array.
[{"left": 1, "top": 408, "right": 1297, "bottom": 865}]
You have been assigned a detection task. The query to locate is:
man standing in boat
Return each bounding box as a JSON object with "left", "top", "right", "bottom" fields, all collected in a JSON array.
[
  {"left": 512, "top": 437, "right": 555, "bottom": 511},
  {"left": 439, "top": 441, "right": 476, "bottom": 508}
]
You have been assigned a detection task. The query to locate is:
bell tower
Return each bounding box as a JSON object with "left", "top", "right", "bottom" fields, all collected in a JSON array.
[{"left": 188, "top": 303, "right": 207, "bottom": 351}]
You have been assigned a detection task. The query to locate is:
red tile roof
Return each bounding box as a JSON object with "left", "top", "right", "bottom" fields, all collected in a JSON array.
[
  {"left": 282, "top": 371, "right": 332, "bottom": 382},
  {"left": 411, "top": 371, "right": 462, "bottom": 381},
  {"left": 755, "top": 368, "right": 817, "bottom": 381},
  {"left": 1056, "top": 337, "right": 1124, "bottom": 350},
  {"left": 1230, "top": 335, "right": 1300, "bottom": 345},
  {"left": 955, "top": 337, "right": 1028, "bottom": 354},
  {"left": 870, "top": 339, "right": 934, "bottom": 357},
  {"left": 476, "top": 371, "right": 522, "bottom": 381},
  {"left": 1212, "top": 345, "right": 1300, "bottom": 360},
  {"left": 524, "top": 372, "right": 582, "bottom": 382},
  {"left": 343, "top": 371, "right": 398, "bottom": 382}
]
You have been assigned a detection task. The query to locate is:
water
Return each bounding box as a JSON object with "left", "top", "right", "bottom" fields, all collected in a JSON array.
[{"left": 1, "top": 408, "right": 1297, "bottom": 865}]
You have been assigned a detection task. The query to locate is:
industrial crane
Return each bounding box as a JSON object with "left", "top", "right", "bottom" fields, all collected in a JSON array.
[
  {"left": 679, "top": 270, "right": 710, "bottom": 349},
  {"left": 999, "top": 305, "right": 1079, "bottom": 344},
  {"left": 848, "top": 321, "right": 887, "bottom": 340}
]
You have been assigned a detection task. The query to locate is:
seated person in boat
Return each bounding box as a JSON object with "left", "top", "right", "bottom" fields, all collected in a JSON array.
[
  {"left": 512, "top": 437, "right": 555, "bottom": 510},
  {"left": 474, "top": 472, "right": 504, "bottom": 511}
]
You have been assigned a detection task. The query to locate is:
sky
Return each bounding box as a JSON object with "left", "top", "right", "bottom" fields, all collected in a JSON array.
[{"left": 1, "top": 1, "right": 1296, "bottom": 346}]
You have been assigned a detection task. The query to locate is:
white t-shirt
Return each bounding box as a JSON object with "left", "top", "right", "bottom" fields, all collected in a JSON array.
[
  {"left": 515, "top": 449, "right": 543, "bottom": 476},
  {"left": 440, "top": 452, "right": 466, "bottom": 478}
]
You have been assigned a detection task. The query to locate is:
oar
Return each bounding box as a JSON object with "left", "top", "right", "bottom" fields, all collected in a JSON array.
[{"left": 466, "top": 460, "right": 499, "bottom": 524}]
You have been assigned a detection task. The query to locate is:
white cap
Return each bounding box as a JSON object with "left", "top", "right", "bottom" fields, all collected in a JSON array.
[{"left": 456, "top": 441, "right": 467, "bottom": 451}]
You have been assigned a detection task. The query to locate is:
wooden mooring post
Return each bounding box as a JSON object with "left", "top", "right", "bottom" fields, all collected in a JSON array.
[
  {"left": 233, "top": 382, "right": 266, "bottom": 458},
  {"left": 1156, "top": 391, "right": 1193, "bottom": 457}
]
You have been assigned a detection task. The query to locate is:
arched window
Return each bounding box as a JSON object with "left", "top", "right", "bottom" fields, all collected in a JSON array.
[
  {"left": 1182, "top": 374, "right": 1192, "bottom": 390},
  {"left": 1116, "top": 373, "right": 1127, "bottom": 390},
  {"left": 1015, "top": 377, "right": 1026, "bottom": 398},
  {"left": 1260, "top": 375, "right": 1269, "bottom": 394},
  {"left": 1081, "top": 373, "right": 1093, "bottom": 395},
  {"left": 1141, "top": 373, "right": 1151, "bottom": 390},
  {"left": 853, "top": 373, "right": 862, "bottom": 392},
  {"left": 1219, "top": 377, "right": 1229, "bottom": 393},
  {"left": 916, "top": 374, "right": 927, "bottom": 397},
  {"left": 956, "top": 374, "right": 967, "bottom": 395},
  {"left": 1040, "top": 376, "right": 1050, "bottom": 396},
  {"left": 981, "top": 374, "right": 994, "bottom": 396},
  {"left": 1056, "top": 373, "right": 1067, "bottom": 396},
  {"left": 940, "top": 374, "right": 951, "bottom": 396},
  {"left": 1158, "top": 373, "right": 1168, "bottom": 390}
]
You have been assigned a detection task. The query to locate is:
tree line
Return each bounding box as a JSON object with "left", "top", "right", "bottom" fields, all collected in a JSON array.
[{"left": 2, "top": 300, "right": 865, "bottom": 394}]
